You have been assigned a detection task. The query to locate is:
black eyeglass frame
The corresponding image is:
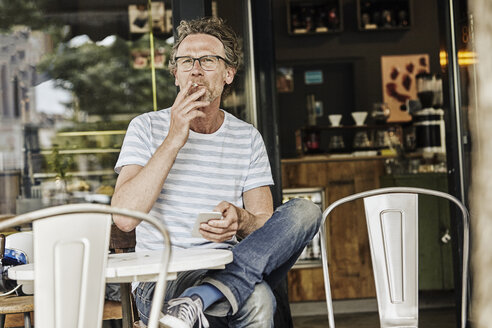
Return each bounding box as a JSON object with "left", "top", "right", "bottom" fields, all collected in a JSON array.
[{"left": 174, "top": 55, "right": 230, "bottom": 71}]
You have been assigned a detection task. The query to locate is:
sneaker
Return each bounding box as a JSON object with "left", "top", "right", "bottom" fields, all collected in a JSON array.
[{"left": 159, "top": 295, "right": 209, "bottom": 328}]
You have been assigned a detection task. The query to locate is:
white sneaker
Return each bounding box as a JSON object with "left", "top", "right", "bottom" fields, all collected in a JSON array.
[{"left": 159, "top": 295, "right": 209, "bottom": 328}]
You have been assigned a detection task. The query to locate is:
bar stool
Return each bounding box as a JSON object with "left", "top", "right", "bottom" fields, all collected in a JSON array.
[
  {"left": 0, "top": 228, "right": 33, "bottom": 328},
  {"left": 0, "top": 295, "right": 33, "bottom": 328},
  {"left": 106, "top": 225, "right": 141, "bottom": 328}
]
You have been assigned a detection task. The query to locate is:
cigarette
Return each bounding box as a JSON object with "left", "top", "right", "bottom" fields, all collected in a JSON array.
[{"left": 192, "top": 83, "right": 198, "bottom": 88}]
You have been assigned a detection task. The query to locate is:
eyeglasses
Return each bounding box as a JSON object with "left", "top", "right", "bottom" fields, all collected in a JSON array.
[{"left": 175, "top": 55, "right": 229, "bottom": 71}]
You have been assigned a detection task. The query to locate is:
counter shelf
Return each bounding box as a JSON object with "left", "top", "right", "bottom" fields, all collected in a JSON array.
[{"left": 295, "top": 122, "right": 412, "bottom": 156}]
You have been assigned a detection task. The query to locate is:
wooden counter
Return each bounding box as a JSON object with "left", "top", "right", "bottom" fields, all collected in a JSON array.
[
  {"left": 283, "top": 155, "right": 454, "bottom": 302},
  {"left": 283, "top": 155, "right": 385, "bottom": 301},
  {"left": 281, "top": 153, "right": 394, "bottom": 164}
]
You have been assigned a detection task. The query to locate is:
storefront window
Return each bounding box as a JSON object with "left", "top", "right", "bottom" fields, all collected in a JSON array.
[{"left": 0, "top": 1, "right": 176, "bottom": 214}]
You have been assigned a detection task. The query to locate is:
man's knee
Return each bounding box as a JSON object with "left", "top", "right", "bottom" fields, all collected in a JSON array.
[
  {"left": 234, "top": 282, "right": 276, "bottom": 326},
  {"left": 279, "top": 198, "right": 322, "bottom": 232}
]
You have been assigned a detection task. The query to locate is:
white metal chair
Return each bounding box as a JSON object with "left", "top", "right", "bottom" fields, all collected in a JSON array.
[
  {"left": 0, "top": 204, "right": 171, "bottom": 328},
  {"left": 320, "top": 187, "right": 469, "bottom": 328}
]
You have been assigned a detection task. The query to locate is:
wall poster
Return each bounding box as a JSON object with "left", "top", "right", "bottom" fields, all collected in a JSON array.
[{"left": 381, "top": 54, "right": 430, "bottom": 122}]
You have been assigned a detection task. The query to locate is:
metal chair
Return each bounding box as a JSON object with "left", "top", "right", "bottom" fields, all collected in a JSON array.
[
  {"left": 320, "top": 187, "right": 469, "bottom": 328},
  {"left": 0, "top": 204, "right": 171, "bottom": 328}
]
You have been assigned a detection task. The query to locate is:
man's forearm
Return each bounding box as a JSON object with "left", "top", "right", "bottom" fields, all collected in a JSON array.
[
  {"left": 111, "top": 141, "right": 180, "bottom": 231},
  {"left": 235, "top": 186, "right": 274, "bottom": 238}
]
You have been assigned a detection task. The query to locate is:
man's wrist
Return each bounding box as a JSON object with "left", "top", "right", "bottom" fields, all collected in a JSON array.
[
  {"left": 160, "top": 136, "right": 183, "bottom": 155},
  {"left": 236, "top": 207, "right": 259, "bottom": 238}
]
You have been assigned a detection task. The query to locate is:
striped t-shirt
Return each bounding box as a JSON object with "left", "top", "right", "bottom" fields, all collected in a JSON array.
[{"left": 115, "top": 108, "right": 273, "bottom": 251}]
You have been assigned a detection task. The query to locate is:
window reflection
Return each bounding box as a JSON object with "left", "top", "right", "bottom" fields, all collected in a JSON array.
[
  {"left": 216, "top": 0, "right": 257, "bottom": 126},
  {"left": 0, "top": 2, "right": 176, "bottom": 214}
]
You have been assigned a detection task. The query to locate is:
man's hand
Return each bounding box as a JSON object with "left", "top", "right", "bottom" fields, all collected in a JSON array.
[
  {"left": 167, "top": 81, "right": 210, "bottom": 149},
  {"left": 198, "top": 201, "right": 239, "bottom": 242},
  {"left": 198, "top": 186, "right": 273, "bottom": 241}
]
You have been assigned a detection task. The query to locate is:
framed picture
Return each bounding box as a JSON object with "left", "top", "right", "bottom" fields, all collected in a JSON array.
[
  {"left": 381, "top": 54, "right": 430, "bottom": 122},
  {"left": 276, "top": 67, "right": 294, "bottom": 93},
  {"left": 128, "top": 2, "right": 166, "bottom": 34}
]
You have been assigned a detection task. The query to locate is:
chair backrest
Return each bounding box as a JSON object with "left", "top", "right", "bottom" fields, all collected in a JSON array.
[
  {"left": 320, "top": 187, "right": 469, "bottom": 328},
  {"left": 0, "top": 204, "right": 171, "bottom": 328},
  {"left": 34, "top": 211, "right": 111, "bottom": 327}
]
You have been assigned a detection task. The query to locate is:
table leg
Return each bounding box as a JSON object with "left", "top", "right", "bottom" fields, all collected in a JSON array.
[{"left": 120, "top": 283, "right": 133, "bottom": 328}]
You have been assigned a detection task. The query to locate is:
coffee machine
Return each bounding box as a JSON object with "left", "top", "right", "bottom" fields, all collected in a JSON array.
[{"left": 413, "top": 73, "right": 446, "bottom": 154}]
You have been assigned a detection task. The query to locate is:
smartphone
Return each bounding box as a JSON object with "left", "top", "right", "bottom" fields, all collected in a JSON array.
[{"left": 191, "top": 211, "right": 222, "bottom": 237}]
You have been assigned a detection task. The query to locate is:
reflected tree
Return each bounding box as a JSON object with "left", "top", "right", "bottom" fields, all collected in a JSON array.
[
  {"left": 0, "top": 0, "right": 46, "bottom": 31},
  {"left": 38, "top": 34, "right": 176, "bottom": 118},
  {"left": 1, "top": 0, "right": 176, "bottom": 118}
]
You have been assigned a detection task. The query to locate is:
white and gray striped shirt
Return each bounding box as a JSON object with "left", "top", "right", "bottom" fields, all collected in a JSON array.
[{"left": 115, "top": 108, "right": 273, "bottom": 251}]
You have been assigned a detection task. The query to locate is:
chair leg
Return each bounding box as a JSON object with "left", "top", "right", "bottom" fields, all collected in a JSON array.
[{"left": 23, "top": 312, "right": 31, "bottom": 328}]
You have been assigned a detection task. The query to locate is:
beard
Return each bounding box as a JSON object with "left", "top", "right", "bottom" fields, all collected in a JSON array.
[
  {"left": 204, "top": 86, "right": 223, "bottom": 103},
  {"left": 191, "top": 80, "right": 223, "bottom": 103}
]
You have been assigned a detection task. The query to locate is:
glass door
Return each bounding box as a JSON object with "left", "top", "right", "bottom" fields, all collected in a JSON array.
[
  {"left": 215, "top": 0, "right": 282, "bottom": 206},
  {"left": 214, "top": 0, "right": 258, "bottom": 127},
  {"left": 439, "top": 0, "right": 474, "bottom": 206},
  {"left": 437, "top": 0, "right": 474, "bottom": 324}
]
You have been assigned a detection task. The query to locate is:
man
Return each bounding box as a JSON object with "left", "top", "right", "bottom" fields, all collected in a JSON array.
[{"left": 112, "top": 17, "right": 321, "bottom": 328}]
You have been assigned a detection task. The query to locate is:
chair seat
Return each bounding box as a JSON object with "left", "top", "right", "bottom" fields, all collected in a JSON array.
[
  {"left": 0, "top": 296, "right": 34, "bottom": 314},
  {"left": 0, "top": 295, "right": 34, "bottom": 328},
  {"left": 102, "top": 300, "right": 123, "bottom": 320}
]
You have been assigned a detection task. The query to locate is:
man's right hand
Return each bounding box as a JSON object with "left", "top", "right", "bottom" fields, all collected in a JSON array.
[{"left": 167, "top": 81, "right": 210, "bottom": 150}]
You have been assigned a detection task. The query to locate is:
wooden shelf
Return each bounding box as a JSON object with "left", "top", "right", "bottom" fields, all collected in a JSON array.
[
  {"left": 300, "top": 122, "right": 410, "bottom": 130},
  {"left": 295, "top": 123, "right": 409, "bottom": 156},
  {"left": 56, "top": 130, "right": 126, "bottom": 137},
  {"left": 33, "top": 170, "right": 116, "bottom": 179},
  {"left": 357, "top": 0, "right": 412, "bottom": 31},
  {"left": 287, "top": 0, "right": 343, "bottom": 35},
  {"left": 40, "top": 148, "right": 121, "bottom": 155}
]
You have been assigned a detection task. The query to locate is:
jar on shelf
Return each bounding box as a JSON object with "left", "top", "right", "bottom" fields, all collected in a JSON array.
[{"left": 303, "top": 129, "right": 321, "bottom": 154}]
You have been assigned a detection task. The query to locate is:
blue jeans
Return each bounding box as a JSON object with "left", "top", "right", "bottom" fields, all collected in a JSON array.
[{"left": 135, "top": 198, "right": 322, "bottom": 327}]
